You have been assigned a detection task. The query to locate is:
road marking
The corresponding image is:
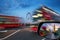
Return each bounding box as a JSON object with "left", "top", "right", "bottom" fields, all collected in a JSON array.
[
  {"left": 0, "top": 28, "right": 31, "bottom": 40},
  {"left": 0, "top": 30, "right": 8, "bottom": 32},
  {"left": 42, "top": 38, "right": 46, "bottom": 40},
  {"left": 1, "top": 30, "right": 21, "bottom": 40},
  {"left": 0, "top": 39, "right": 3, "bottom": 40}
]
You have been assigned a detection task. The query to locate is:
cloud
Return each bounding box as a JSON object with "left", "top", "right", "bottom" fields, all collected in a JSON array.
[{"left": 0, "top": 0, "right": 60, "bottom": 22}]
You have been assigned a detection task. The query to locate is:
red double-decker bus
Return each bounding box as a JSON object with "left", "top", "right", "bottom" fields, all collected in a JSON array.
[{"left": 0, "top": 15, "right": 24, "bottom": 29}]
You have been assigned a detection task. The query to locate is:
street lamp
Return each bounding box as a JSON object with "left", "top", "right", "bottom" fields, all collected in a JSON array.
[
  {"left": 37, "top": 14, "right": 43, "bottom": 17},
  {"left": 32, "top": 14, "right": 43, "bottom": 18},
  {"left": 32, "top": 15, "right": 38, "bottom": 18}
]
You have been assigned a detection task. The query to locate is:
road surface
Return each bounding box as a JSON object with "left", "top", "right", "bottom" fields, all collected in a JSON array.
[
  {"left": 0, "top": 26, "right": 53, "bottom": 40},
  {"left": 0, "top": 27, "right": 43, "bottom": 40}
]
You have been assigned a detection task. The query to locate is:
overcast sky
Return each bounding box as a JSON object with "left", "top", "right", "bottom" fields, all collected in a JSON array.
[{"left": 0, "top": 0, "right": 60, "bottom": 22}]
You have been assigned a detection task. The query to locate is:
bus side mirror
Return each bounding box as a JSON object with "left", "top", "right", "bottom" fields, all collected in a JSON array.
[{"left": 37, "top": 21, "right": 60, "bottom": 37}]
